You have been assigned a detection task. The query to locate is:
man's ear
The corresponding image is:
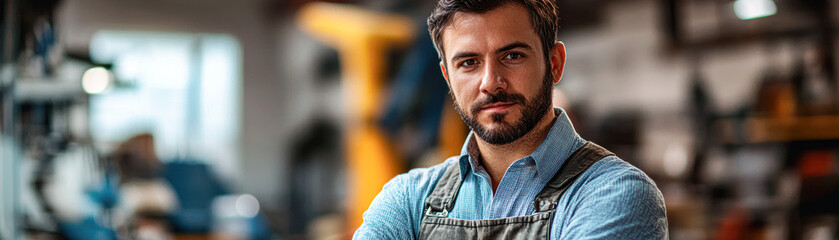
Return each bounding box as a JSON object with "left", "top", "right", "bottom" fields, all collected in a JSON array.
[
  {"left": 550, "top": 41, "right": 567, "bottom": 84},
  {"left": 440, "top": 61, "right": 451, "bottom": 85}
]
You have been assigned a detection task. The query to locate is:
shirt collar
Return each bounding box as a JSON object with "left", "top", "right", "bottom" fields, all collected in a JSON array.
[{"left": 457, "top": 107, "right": 586, "bottom": 181}]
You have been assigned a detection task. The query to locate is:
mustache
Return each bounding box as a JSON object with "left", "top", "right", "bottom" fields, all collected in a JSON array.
[{"left": 470, "top": 92, "right": 527, "bottom": 115}]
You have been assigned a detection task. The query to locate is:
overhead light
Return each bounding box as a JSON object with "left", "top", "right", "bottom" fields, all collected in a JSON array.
[
  {"left": 82, "top": 67, "right": 112, "bottom": 94},
  {"left": 733, "top": 0, "right": 777, "bottom": 20}
]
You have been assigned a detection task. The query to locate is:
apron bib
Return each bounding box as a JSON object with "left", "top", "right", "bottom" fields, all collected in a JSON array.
[{"left": 419, "top": 141, "right": 614, "bottom": 239}]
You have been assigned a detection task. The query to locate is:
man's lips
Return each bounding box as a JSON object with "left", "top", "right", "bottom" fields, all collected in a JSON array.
[{"left": 480, "top": 102, "right": 516, "bottom": 112}]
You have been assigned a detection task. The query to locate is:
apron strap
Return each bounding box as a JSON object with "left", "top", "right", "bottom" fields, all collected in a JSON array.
[
  {"left": 533, "top": 141, "right": 614, "bottom": 212},
  {"left": 424, "top": 160, "right": 462, "bottom": 217}
]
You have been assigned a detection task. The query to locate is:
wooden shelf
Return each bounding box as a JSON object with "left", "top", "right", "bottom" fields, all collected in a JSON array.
[{"left": 716, "top": 115, "right": 839, "bottom": 144}]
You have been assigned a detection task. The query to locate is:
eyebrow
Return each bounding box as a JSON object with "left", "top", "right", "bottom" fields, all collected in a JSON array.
[
  {"left": 450, "top": 52, "right": 479, "bottom": 64},
  {"left": 449, "top": 42, "right": 534, "bottom": 64},
  {"left": 496, "top": 42, "right": 532, "bottom": 54}
]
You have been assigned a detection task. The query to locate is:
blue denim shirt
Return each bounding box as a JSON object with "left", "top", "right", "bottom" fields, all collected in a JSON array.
[{"left": 354, "top": 108, "right": 668, "bottom": 239}]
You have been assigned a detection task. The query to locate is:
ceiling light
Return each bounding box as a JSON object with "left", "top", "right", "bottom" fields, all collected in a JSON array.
[
  {"left": 82, "top": 67, "right": 112, "bottom": 94},
  {"left": 733, "top": 0, "right": 777, "bottom": 20}
]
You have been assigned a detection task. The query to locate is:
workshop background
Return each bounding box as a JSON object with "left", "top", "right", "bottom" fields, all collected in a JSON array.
[{"left": 1, "top": 0, "right": 838, "bottom": 239}]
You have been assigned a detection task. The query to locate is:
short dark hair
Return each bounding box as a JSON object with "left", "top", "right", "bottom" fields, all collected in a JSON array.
[{"left": 427, "top": 0, "right": 559, "bottom": 66}]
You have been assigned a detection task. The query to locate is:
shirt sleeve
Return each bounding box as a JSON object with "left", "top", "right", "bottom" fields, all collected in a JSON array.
[
  {"left": 556, "top": 157, "right": 669, "bottom": 240},
  {"left": 353, "top": 173, "right": 417, "bottom": 240}
]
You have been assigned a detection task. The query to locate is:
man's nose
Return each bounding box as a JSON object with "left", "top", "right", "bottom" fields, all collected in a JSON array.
[{"left": 479, "top": 61, "right": 507, "bottom": 94}]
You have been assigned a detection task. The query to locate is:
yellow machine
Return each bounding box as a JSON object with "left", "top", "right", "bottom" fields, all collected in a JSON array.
[
  {"left": 298, "top": 2, "right": 468, "bottom": 235},
  {"left": 297, "top": 2, "right": 414, "bottom": 234}
]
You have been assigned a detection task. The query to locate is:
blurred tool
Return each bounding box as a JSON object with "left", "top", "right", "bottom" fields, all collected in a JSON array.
[
  {"left": 687, "top": 69, "right": 715, "bottom": 184},
  {"left": 297, "top": 2, "right": 414, "bottom": 232}
]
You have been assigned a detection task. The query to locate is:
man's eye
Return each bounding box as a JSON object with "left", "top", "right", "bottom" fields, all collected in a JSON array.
[
  {"left": 460, "top": 59, "right": 477, "bottom": 67},
  {"left": 504, "top": 52, "right": 523, "bottom": 60}
]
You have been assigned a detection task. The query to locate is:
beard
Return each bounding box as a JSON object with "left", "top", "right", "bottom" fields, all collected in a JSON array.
[{"left": 452, "top": 70, "right": 553, "bottom": 145}]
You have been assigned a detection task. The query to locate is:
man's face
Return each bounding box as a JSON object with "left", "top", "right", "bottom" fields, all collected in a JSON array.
[{"left": 440, "top": 3, "right": 557, "bottom": 145}]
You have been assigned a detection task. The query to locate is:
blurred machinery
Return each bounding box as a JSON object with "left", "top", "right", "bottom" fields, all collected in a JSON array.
[
  {"left": 297, "top": 2, "right": 414, "bottom": 233},
  {"left": 1, "top": 0, "right": 116, "bottom": 239},
  {"left": 0, "top": 1, "right": 267, "bottom": 239},
  {"left": 0, "top": 0, "right": 126, "bottom": 237},
  {"left": 297, "top": 2, "right": 467, "bottom": 234}
]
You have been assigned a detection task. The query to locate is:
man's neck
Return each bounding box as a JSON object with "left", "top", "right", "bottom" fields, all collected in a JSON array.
[{"left": 476, "top": 108, "right": 557, "bottom": 192}]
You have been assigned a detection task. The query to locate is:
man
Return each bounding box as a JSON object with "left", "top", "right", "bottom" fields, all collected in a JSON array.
[{"left": 354, "top": 0, "right": 668, "bottom": 239}]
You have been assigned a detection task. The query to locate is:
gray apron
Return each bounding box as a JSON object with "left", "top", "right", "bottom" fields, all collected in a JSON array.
[{"left": 419, "top": 141, "right": 614, "bottom": 239}]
